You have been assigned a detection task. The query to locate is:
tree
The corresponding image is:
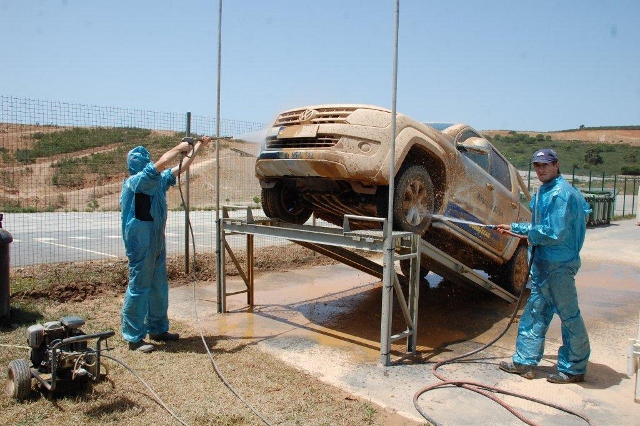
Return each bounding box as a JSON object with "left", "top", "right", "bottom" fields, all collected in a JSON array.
[{"left": 584, "top": 147, "right": 603, "bottom": 166}]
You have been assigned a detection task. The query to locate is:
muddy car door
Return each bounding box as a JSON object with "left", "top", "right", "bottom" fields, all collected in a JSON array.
[{"left": 445, "top": 135, "right": 496, "bottom": 248}]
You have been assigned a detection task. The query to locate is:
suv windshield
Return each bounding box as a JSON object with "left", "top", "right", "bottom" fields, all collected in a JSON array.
[{"left": 425, "top": 122, "right": 455, "bottom": 132}]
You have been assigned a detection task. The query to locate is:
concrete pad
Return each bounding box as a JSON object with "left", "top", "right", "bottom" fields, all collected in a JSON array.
[{"left": 169, "top": 220, "right": 640, "bottom": 425}]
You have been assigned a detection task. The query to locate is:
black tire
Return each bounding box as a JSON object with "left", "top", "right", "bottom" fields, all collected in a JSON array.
[
  {"left": 496, "top": 245, "right": 530, "bottom": 295},
  {"left": 391, "top": 164, "right": 435, "bottom": 235},
  {"left": 6, "top": 359, "right": 32, "bottom": 400},
  {"left": 261, "top": 181, "right": 313, "bottom": 225},
  {"left": 399, "top": 258, "right": 429, "bottom": 282}
]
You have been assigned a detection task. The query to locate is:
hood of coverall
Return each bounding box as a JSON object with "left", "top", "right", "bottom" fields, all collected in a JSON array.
[{"left": 127, "top": 146, "right": 152, "bottom": 175}]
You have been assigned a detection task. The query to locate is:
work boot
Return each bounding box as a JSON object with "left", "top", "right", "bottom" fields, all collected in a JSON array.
[
  {"left": 128, "top": 340, "right": 154, "bottom": 353},
  {"left": 498, "top": 361, "right": 535, "bottom": 379},
  {"left": 149, "top": 331, "right": 180, "bottom": 342},
  {"left": 547, "top": 372, "right": 585, "bottom": 384}
]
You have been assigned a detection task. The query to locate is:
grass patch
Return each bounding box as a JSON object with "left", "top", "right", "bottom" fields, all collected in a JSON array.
[{"left": 1, "top": 249, "right": 418, "bottom": 426}]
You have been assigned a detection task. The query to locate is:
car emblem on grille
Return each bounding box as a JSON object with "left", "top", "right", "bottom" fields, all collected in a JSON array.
[{"left": 299, "top": 109, "right": 317, "bottom": 123}]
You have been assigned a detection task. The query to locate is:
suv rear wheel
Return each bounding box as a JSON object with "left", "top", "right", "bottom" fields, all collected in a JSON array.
[{"left": 261, "top": 181, "right": 313, "bottom": 225}]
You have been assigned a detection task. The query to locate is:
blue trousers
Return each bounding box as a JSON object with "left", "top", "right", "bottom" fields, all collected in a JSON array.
[
  {"left": 513, "top": 270, "right": 590, "bottom": 375},
  {"left": 121, "top": 221, "right": 170, "bottom": 343}
]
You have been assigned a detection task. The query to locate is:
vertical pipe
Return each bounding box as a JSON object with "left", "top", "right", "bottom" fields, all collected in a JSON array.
[
  {"left": 215, "top": 0, "right": 225, "bottom": 313},
  {"left": 247, "top": 234, "right": 254, "bottom": 306},
  {"left": 185, "top": 112, "right": 191, "bottom": 274},
  {"left": 633, "top": 178, "right": 637, "bottom": 216},
  {"left": 613, "top": 175, "right": 618, "bottom": 216},
  {"left": 623, "top": 178, "right": 628, "bottom": 217},
  {"left": 381, "top": 0, "right": 400, "bottom": 366},
  {"left": 407, "top": 233, "right": 419, "bottom": 354}
]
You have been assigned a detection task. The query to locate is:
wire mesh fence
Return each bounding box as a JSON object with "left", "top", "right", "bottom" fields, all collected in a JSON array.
[
  {"left": 0, "top": 95, "right": 289, "bottom": 266},
  {"left": 1, "top": 95, "right": 638, "bottom": 267}
]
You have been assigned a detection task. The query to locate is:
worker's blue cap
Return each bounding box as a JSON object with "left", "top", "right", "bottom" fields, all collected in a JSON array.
[
  {"left": 127, "top": 146, "right": 151, "bottom": 175},
  {"left": 531, "top": 148, "right": 558, "bottom": 164}
]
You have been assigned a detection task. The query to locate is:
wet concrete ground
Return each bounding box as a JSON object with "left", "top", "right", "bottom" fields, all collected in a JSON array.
[{"left": 170, "top": 219, "right": 640, "bottom": 425}]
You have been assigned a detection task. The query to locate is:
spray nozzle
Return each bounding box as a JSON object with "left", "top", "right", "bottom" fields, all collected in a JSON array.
[{"left": 182, "top": 137, "right": 196, "bottom": 145}]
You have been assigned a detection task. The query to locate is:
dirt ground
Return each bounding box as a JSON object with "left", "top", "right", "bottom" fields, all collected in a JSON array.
[{"left": 3, "top": 246, "right": 423, "bottom": 426}]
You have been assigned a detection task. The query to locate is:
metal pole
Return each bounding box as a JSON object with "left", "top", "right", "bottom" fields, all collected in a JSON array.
[
  {"left": 381, "top": 0, "right": 400, "bottom": 366},
  {"left": 614, "top": 175, "right": 618, "bottom": 215},
  {"left": 589, "top": 169, "right": 592, "bottom": 191},
  {"left": 633, "top": 178, "right": 637, "bottom": 216},
  {"left": 572, "top": 165, "right": 576, "bottom": 187},
  {"left": 185, "top": 112, "right": 191, "bottom": 274},
  {"left": 623, "top": 178, "right": 628, "bottom": 217},
  {"left": 601, "top": 172, "right": 605, "bottom": 192},
  {"left": 215, "top": 0, "right": 225, "bottom": 313},
  {"left": 528, "top": 162, "right": 532, "bottom": 191}
]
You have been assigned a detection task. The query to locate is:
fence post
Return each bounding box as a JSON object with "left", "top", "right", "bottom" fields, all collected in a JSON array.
[
  {"left": 633, "top": 178, "right": 637, "bottom": 216},
  {"left": 623, "top": 178, "right": 628, "bottom": 217},
  {"left": 602, "top": 172, "right": 605, "bottom": 192},
  {"left": 528, "top": 162, "right": 532, "bottom": 191},
  {"left": 588, "top": 169, "right": 592, "bottom": 191},
  {"left": 185, "top": 112, "right": 191, "bottom": 274},
  {"left": 614, "top": 175, "right": 618, "bottom": 215},
  {"left": 572, "top": 165, "right": 576, "bottom": 187}
]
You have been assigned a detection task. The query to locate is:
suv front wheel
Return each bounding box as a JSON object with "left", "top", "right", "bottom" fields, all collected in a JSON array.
[
  {"left": 392, "top": 164, "right": 435, "bottom": 235},
  {"left": 261, "top": 181, "right": 313, "bottom": 225}
]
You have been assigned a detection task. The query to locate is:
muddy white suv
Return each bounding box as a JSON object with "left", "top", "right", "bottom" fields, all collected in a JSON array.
[{"left": 255, "top": 104, "right": 532, "bottom": 293}]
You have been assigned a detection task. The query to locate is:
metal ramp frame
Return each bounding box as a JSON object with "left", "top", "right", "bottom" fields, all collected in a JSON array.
[
  {"left": 218, "top": 206, "right": 517, "bottom": 365},
  {"left": 219, "top": 206, "right": 420, "bottom": 366},
  {"left": 401, "top": 239, "right": 518, "bottom": 304}
]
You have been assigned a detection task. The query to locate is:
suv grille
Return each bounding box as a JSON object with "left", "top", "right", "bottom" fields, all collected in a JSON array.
[
  {"left": 274, "top": 106, "right": 358, "bottom": 126},
  {"left": 265, "top": 135, "right": 339, "bottom": 149}
]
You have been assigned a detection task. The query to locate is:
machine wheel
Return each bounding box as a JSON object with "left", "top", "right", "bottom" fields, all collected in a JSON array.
[
  {"left": 391, "top": 164, "right": 435, "bottom": 235},
  {"left": 261, "top": 182, "right": 313, "bottom": 225},
  {"left": 6, "top": 359, "right": 32, "bottom": 400},
  {"left": 399, "top": 259, "right": 430, "bottom": 282},
  {"left": 496, "top": 245, "right": 530, "bottom": 295}
]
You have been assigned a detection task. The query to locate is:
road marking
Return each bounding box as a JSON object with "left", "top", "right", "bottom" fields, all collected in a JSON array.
[{"left": 33, "top": 238, "right": 118, "bottom": 258}]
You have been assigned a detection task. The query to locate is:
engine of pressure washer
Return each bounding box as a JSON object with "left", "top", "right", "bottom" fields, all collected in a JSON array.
[{"left": 27, "top": 315, "right": 88, "bottom": 373}]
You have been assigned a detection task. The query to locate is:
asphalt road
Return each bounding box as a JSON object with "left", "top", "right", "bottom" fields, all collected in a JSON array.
[{"left": 4, "top": 210, "right": 264, "bottom": 267}]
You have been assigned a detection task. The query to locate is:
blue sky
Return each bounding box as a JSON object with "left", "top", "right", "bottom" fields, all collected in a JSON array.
[{"left": 1, "top": 0, "right": 638, "bottom": 131}]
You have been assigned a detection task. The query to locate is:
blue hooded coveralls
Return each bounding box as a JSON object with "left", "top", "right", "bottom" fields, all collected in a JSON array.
[
  {"left": 121, "top": 146, "right": 177, "bottom": 343},
  {"left": 509, "top": 174, "right": 591, "bottom": 375}
]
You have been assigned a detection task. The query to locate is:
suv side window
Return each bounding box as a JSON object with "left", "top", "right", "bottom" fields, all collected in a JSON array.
[
  {"left": 458, "top": 130, "right": 480, "bottom": 143},
  {"left": 488, "top": 148, "right": 512, "bottom": 190}
]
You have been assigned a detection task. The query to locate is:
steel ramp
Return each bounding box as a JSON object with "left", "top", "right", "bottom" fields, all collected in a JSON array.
[{"left": 414, "top": 239, "right": 518, "bottom": 303}]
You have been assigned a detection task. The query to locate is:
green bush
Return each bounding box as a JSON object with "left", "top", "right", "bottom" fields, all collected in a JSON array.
[{"left": 620, "top": 165, "right": 640, "bottom": 175}]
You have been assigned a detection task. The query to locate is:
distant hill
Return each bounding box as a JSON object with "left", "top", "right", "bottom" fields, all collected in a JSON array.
[{"left": 482, "top": 127, "right": 640, "bottom": 146}]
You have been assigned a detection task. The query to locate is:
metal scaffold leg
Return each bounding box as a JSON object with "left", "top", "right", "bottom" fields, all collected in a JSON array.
[
  {"left": 628, "top": 312, "right": 640, "bottom": 403},
  {"left": 219, "top": 207, "right": 420, "bottom": 365}
]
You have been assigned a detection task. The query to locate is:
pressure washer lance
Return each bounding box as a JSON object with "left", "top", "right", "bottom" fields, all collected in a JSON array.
[
  {"left": 427, "top": 213, "right": 498, "bottom": 229},
  {"left": 181, "top": 136, "right": 231, "bottom": 145}
]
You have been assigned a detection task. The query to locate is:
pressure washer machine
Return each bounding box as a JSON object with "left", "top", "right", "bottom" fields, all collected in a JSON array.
[{"left": 6, "top": 315, "right": 114, "bottom": 400}]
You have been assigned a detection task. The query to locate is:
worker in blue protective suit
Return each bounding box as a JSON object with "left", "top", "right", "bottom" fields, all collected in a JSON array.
[
  {"left": 496, "top": 148, "right": 592, "bottom": 383},
  {"left": 121, "top": 137, "right": 210, "bottom": 352}
]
